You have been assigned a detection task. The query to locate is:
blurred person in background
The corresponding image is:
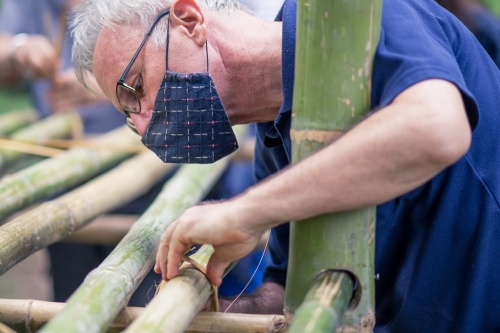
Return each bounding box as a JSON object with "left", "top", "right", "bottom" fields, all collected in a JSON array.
[
  {"left": 0, "top": 0, "right": 163, "bottom": 306},
  {"left": 438, "top": 0, "right": 500, "bottom": 68}
]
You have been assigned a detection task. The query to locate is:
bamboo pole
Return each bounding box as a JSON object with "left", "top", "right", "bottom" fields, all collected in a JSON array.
[
  {"left": 287, "top": 271, "right": 353, "bottom": 333},
  {"left": 63, "top": 215, "right": 139, "bottom": 245},
  {"left": 122, "top": 245, "right": 215, "bottom": 333},
  {"left": 0, "top": 126, "right": 139, "bottom": 222},
  {"left": 285, "top": 0, "right": 381, "bottom": 331},
  {"left": 64, "top": 217, "right": 269, "bottom": 247},
  {"left": 0, "top": 151, "right": 174, "bottom": 276},
  {"left": 0, "top": 299, "right": 285, "bottom": 333},
  {"left": 0, "top": 112, "right": 82, "bottom": 167},
  {"left": 0, "top": 109, "right": 39, "bottom": 136},
  {"left": 39, "top": 126, "right": 246, "bottom": 333}
]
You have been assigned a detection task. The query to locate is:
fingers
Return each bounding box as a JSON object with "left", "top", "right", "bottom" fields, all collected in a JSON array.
[
  {"left": 206, "top": 253, "right": 231, "bottom": 286},
  {"left": 155, "top": 221, "right": 177, "bottom": 278},
  {"left": 13, "top": 36, "right": 57, "bottom": 78},
  {"left": 166, "top": 233, "right": 188, "bottom": 280}
]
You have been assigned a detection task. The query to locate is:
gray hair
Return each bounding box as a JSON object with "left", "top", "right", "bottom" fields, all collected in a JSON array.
[{"left": 71, "top": 0, "right": 249, "bottom": 89}]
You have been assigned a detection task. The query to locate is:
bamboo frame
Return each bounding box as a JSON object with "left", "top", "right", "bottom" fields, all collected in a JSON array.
[
  {"left": 0, "top": 299, "right": 286, "bottom": 333},
  {"left": 0, "top": 151, "right": 173, "bottom": 276},
  {"left": 39, "top": 126, "right": 247, "bottom": 333}
]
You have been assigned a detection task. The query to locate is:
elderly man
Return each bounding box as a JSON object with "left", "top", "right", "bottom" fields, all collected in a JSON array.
[{"left": 72, "top": 0, "right": 500, "bottom": 331}]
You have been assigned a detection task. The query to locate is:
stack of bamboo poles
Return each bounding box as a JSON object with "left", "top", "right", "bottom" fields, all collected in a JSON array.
[
  {"left": 0, "top": 126, "right": 141, "bottom": 222},
  {"left": 39, "top": 126, "right": 247, "bottom": 333}
]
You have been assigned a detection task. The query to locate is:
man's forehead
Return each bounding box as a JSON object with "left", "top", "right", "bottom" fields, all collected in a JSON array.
[{"left": 93, "top": 26, "right": 139, "bottom": 97}]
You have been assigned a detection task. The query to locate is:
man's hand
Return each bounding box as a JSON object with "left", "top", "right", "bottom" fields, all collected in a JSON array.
[
  {"left": 10, "top": 35, "right": 57, "bottom": 79},
  {"left": 47, "top": 69, "right": 106, "bottom": 112},
  {"left": 154, "top": 200, "right": 267, "bottom": 286}
]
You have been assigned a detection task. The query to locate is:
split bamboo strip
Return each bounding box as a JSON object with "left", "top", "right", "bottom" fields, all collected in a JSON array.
[
  {"left": 0, "top": 322, "right": 16, "bottom": 333},
  {"left": 30, "top": 138, "right": 146, "bottom": 153},
  {"left": 40, "top": 126, "right": 246, "bottom": 333},
  {"left": 0, "top": 112, "right": 82, "bottom": 168},
  {"left": 0, "top": 109, "right": 39, "bottom": 136},
  {"left": 0, "top": 139, "right": 63, "bottom": 157},
  {"left": 0, "top": 151, "right": 173, "bottom": 276},
  {"left": 285, "top": 0, "right": 381, "bottom": 331},
  {"left": 0, "top": 126, "right": 139, "bottom": 222},
  {"left": 0, "top": 299, "right": 285, "bottom": 333},
  {"left": 287, "top": 271, "right": 353, "bottom": 333},
  {"left": 123, "top": 245, "right": 215, "bottom": 333}
]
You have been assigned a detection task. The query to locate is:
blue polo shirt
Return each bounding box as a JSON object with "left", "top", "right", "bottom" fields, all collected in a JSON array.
[{"left": 257, "top": 0, "right": 500, "bottom": 332}]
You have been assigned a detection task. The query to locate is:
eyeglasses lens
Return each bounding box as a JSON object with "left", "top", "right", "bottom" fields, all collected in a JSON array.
[{"left": 117, "top": 85, "right": 141, "bottom": 114}]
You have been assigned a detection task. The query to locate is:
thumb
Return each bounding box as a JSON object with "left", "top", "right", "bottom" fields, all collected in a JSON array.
[{"left": 206, "top": 254, "right": 230, "bottom": 287}]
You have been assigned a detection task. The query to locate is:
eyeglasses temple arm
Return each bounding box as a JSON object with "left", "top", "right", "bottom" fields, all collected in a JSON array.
[{"left": 118, "top": 9, "right": 171, "bottom": 82}]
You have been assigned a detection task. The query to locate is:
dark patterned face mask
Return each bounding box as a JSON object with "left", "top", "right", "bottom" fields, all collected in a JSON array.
[
  {"left": 142, "top": 71, "right": 238, "bottom": 163},
  {"left": 141, "top": 15, "right": 238, "bottom": 164}
]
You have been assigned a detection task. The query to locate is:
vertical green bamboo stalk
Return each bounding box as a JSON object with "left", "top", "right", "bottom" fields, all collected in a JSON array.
[
  {"left": 0, "top": 126, "right": 139, "bottom": 222},
  {"left": 285, "top": 0, "right": 381, "bottom": 332},
  {"left": 0, "top": 151, "right": 174, "bottom": 276},
  {"left": 40, "top": 126, "right": 247, "bottom": 333},
  {"left": 0, "top": 108, "right": 39, "bottom": 136},
  {"left": 0, "top": 112, "right": 82, "bottom": 167}
]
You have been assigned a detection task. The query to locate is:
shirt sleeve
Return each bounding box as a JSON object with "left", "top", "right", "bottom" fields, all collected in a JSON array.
[{"left": 371, "top": 0, "right": 479, "bottom": 130}]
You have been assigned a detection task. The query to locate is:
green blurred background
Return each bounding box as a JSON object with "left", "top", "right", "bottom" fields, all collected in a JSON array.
[{"left": 0, "top": 0, "right": 32, "bottom": 115}]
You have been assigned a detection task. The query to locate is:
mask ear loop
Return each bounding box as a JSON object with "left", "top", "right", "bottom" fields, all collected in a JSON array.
[
  {"left": 165, "top": 13, "right": 208, "bottom": 73},
  {"left": 205, "top": 40, "right": 209, "bottom": 72},
  {"left": 166, "top": 14, "right": 171, "bottom": 71}
]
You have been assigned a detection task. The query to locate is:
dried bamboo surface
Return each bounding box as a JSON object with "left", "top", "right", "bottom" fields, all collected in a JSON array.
[
  {"left": 123, "top": 245, "right": 216, "bottom": 333},
  {"left": 0, "top": 109, "right": 39, "bottom": 136},
  {"left": 0, "top": 112, "right": 82, "bottom": 168},
  {"left": 0, "top": 299, "right": 286, "bottom": 333},
  {"left": 0, "top": 151, "right": 173, "bottom": 276},
  {"left": 39, "top": 126, "right": 247, "bottom": 333},
  {"left": 0, "top": 126, "right": 140, "bottom": 222}
]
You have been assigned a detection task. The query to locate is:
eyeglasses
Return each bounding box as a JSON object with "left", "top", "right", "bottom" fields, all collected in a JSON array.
[{"left": 116, "top": 8, "right": 171, "bottom": 134}]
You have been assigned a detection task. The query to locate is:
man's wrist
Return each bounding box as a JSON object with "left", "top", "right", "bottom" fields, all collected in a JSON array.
[{"left": 230, "top": 189, "right": 282, "bottom": 232}]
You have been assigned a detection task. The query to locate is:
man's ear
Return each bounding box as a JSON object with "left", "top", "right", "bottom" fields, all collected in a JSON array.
[{"left": 170, "top": 0, "right": 207, "bottom": 46}]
